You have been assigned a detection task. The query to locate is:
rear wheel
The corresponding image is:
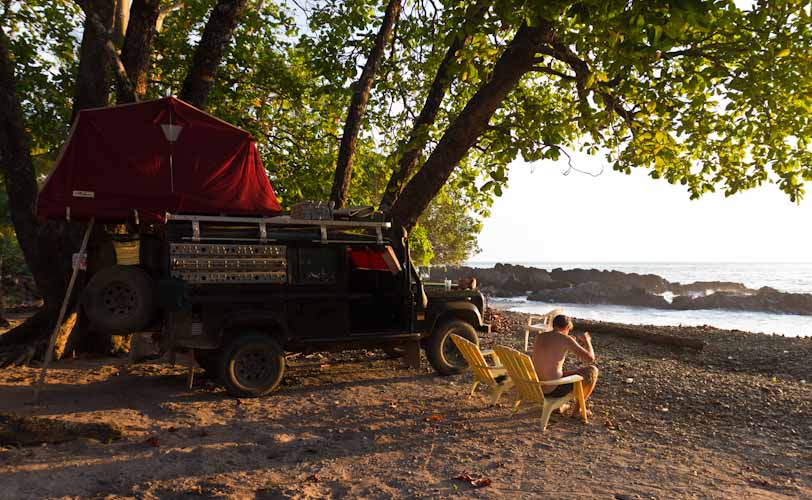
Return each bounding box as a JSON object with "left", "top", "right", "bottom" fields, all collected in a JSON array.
[
  {"left": 218, "top": 334, "right": 285, "bottom": 397},
  {"left": 426, "top": 319, "right": 478, "bottom": 376},
  {"left": 82, "top": 265, "right": 155, "bottom": 335}
]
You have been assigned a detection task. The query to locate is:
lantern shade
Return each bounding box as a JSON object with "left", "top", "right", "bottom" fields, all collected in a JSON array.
[
  {"left": 36, "top": 97, "right": 281, "bottom": 221},
  {"left": 161, "top": 123, "right": 183, "bottom": 142}
]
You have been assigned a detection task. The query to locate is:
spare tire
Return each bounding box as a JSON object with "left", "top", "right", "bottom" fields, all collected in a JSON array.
[{"left": 83, "top": 265, "right": 155, "bottom": 335}]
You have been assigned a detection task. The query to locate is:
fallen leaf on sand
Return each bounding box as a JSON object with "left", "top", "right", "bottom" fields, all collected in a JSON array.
[
  {"left": 453, "top": 473, "right": 492, "bottom": 488},
  {"left": 425, "top": 414, "right": 443, "bottom": 422}
]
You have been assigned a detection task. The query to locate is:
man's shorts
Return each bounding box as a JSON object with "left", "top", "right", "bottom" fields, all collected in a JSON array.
[
  {"left": 545, "top": 383, "right": 574, "bottom": 398},
  {"left": 544, "top": 368, "right": 594, "bottom": 398}
]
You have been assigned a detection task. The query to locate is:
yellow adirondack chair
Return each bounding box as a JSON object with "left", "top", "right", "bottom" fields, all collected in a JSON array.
[
  {"left": 493, "top": 345, "right": 588, "bottom": 431},
  {"left": 450, "top": 334, "right": 513, "bottom": 404}
]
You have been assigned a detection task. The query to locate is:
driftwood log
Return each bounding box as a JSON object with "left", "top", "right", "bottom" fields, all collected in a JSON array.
[{"left": 574, "top": 321, "right": 707, "bottom": 350}]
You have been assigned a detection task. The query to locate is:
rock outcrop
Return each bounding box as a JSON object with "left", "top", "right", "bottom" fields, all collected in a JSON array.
[
  {"left": 432, "top": 265, "right": 812, "bottom": 316},
  {"left": 528, "top": 282, "right": 671, "bottom": 309},
  {"left": 548, "top": 268, "right": 670, "bottom": 293},
  {"left": 670, "top": 287, "right": 812, "bottom": 316},
  {"left": 669, "top": 281, "right": 751, "bottom": 295},
  {"left": 435, "top": 263, "right": 558, "bottom": 296}
]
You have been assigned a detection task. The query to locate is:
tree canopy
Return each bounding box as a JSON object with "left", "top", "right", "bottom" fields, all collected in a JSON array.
[{"left": 2, "top": 0, "right": 811, "bottom": 269}]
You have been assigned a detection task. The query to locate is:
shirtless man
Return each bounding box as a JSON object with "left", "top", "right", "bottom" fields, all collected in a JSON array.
[{"left": 532, "top": 315, "right": 599, "bottom": 413}]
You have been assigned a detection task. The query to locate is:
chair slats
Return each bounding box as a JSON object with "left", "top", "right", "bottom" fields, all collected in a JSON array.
[
  {"left": 493, "top": 344, "right": 587, "bottom": 431},
  {"left": 450, "top": 334, "right": 512, "bottom": 405}
]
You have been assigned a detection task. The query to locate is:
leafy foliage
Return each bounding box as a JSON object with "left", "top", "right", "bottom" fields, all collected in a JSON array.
[{"left": 3, "top": 0, "right": 811, "bottom": 270}]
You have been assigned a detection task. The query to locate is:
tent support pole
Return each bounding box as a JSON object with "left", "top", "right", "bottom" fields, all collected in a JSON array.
[{"left": 33, "top": 217, "right": 95, "bottom": 404}]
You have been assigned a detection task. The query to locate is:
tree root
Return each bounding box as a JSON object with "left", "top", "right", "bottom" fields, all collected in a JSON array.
[{"left": 0, "top": 341, "right": 41, "bottom": 368}]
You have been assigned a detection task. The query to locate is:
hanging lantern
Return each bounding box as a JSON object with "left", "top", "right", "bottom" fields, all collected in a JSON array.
[
  {"left": 161, "top": 123, "right": 183, "bottom": 142},
  {"left": 159, "top": 109, "right": 183, "bottom": 192}
]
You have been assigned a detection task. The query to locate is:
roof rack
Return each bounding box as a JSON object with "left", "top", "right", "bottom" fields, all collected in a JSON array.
[{"left": 166, "top": 213, "right": 392, "bottom": 244}]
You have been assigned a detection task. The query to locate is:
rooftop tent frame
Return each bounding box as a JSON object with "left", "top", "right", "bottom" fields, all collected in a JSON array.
[{"left": 166, "top": 214, "right": 392, "bottom": 245}]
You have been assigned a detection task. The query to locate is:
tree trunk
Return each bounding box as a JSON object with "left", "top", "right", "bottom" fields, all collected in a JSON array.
[
  {"left": 0, "top": 257, "right": 7, "bottom": 328},
  {"left": 379, "top": 3, "right": 486, "bottom": 213},
  {"left": 72, "top": 0, "right": 115, "bottom": 121},
  {"left": 574, "top": 321, "right": 707, "bottom": 350},
  {"left": 389, "top": 23, "right": 547, "bottom": 230},
  {"left": 113, "top": 0, "right": 131, "bottom": 47},
  {"left": 330, "top": 0, "right": 402, "bottom": 209},
  {"left": 1, "top": 16, "right": 105, "bottom": 365},
  {"left": 116, "top": 0, "right": 161, "bottom": 103},
  {"left": 179, "top": 0, "right": 249, "bottom": 109}
]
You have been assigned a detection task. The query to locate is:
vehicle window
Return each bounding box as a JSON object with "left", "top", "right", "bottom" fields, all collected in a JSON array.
[{"left": 297, "top": 247, "right": 338, "bottom": 284}]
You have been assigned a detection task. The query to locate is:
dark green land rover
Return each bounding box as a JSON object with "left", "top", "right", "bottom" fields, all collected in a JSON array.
[{"left": 81, "top": 212, "right": 489, "bottom": 397}]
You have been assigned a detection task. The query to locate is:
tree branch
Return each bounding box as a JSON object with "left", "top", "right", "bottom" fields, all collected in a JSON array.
[
  {"left": 180, "top": 0, "right": 250, "bottom": 109},
  {"left": 156, "top": 1, "right": 184, "bottom": 32},
  {"left": 528, "top": 65, "right": 576, "bottom": 80},
  {"left": 330, "top": 0, "right": 403, "bottom": 208},
  {"left": 117, "top": 0, "right": 160, "bottom": 103},
  {"left": 390, "top": 21, "right": 554, "bottom": 230},
  {"left": 75, "top": 0, "right": 138, "bottom": 104},
  {"left": 378, "top": 1, "right": 488, "bottom": 213}
]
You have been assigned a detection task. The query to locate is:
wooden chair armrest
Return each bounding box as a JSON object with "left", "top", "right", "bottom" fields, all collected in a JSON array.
[{"left": 538, "top": 374, "right": 584, "bottom": 386}]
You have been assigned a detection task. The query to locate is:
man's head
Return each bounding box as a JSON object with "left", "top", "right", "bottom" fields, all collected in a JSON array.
[{"left": 552, "top": 314, "right": 573, "bottom": 334}]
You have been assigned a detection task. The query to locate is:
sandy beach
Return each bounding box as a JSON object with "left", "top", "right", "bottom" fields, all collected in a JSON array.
[{"left": 1, "top": 310, "right": 810, "bottom": 500}]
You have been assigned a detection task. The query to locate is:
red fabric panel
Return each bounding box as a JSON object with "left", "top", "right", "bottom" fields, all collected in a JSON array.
[
  {"left": 36, "top": 97, "right": 281, "bottom": 221},
  {"left": 348, "top": 249, "right": 390, "bottom": 271}
]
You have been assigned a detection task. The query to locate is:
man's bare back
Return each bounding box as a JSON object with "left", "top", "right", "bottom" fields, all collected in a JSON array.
[{"left": 531, "top": 315, "right": 599, "bottom": 403}]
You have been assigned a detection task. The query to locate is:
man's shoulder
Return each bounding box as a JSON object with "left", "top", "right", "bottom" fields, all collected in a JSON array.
[{"left": 535, "top": 332, "right": 569, "bottom": 351}]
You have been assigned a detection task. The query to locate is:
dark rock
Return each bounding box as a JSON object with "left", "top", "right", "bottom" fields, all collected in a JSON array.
[
  {"left": 433, "top": 264, "right": 554, "bottom": 297},
  {"left": 432, "top": 263, "right": 812, "bottom": 316},
  {"left": 671, "top": 288, "right": 812, "bottom": 316},
  {"left": 549, "top": 268, "right": 670, "bottom": 293},
  {"left": 669, "top": 281, "right": 753, "bottom": 295},
  {"left": 528, "top": 282, "right": 671, "bottom": 309}
]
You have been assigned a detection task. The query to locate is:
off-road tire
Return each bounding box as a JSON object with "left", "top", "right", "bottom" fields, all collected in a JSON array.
[
  {"left": 219, "top": 334, "right": 285, "bottom": 397},
  {"left": 426, "top": 319, "right": 478, "bottom": 376},
  {"left": 82, "top": 265, "right": 155, "bottom": 335}
]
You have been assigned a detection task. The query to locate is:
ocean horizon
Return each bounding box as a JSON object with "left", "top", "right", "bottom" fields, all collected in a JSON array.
[{"left": 459, "top": 261, "right": 812, "bottom": 337}]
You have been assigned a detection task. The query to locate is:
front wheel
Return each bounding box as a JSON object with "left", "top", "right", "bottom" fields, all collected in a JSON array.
[
  {"left": 218, "top": 334, "right": 285, "bottom": 397},
  {"left": 426, "top": 320, "right": 478, "bottom": 376}
]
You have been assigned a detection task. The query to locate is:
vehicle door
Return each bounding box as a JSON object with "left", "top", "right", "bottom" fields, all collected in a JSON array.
[{"left": 286, "top": 245, "right": 350, "bottom": 340}]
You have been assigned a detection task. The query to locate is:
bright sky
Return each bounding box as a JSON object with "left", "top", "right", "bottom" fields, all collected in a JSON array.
[{"left": 473, "top": 151, "right": 812, "bottom": 263}]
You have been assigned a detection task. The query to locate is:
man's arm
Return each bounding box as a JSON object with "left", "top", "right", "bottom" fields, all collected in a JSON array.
[{"left": 567, "top": 332, "right": 595, "bottom": 362}]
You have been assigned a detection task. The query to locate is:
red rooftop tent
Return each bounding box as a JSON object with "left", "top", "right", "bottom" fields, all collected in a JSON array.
[{"left": 36, "top": 97, "right": 281, "bottom": 221}]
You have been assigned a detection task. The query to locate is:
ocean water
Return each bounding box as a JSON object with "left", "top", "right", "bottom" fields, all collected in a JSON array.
[
  {"left": 464, "top": 262, "right": 812, "bottom": 337},
  {"left": 489, "top": 297, "right": 812, "bottom": 338}
]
